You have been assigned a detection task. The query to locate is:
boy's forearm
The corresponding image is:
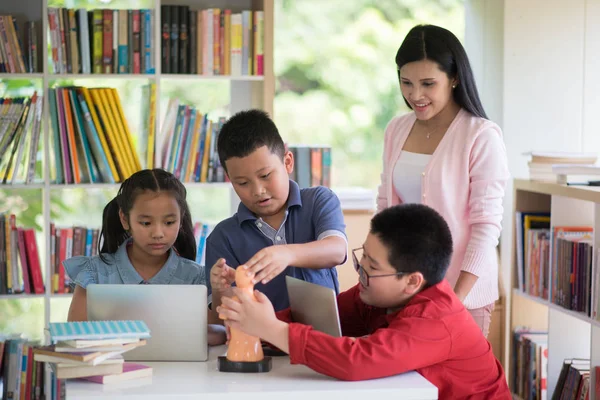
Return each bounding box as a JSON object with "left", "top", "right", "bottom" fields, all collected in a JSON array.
[
  {"left": 287, "top": 236, "right": 346, "bottom": 269},
  {"left": 262, "top": 320, "right": 290, "bottom": 353}
]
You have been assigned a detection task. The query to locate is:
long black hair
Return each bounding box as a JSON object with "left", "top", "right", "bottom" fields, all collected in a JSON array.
[
  {"left": 98, "top": 169, "right": 196, "bottom": 262},
  {"left": 395, "top": 24, "right": 488, "bottom": 119}
]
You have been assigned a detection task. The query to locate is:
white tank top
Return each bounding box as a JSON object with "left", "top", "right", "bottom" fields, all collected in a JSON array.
[{"left": 392, "top": 151, "right": 432, "bottom": 204}]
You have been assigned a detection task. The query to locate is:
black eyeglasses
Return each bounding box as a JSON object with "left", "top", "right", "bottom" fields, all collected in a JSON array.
[{"left": 352, "top": 248, "right": 407, "bottom": 287}]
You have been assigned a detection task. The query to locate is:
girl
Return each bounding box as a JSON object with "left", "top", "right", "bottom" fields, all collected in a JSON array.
[
  {"left": 65, "top": 169, "right": 224, "bottom": 343},
  {"left": 377, "top": 25, "right": 510, "bottom": 337}
]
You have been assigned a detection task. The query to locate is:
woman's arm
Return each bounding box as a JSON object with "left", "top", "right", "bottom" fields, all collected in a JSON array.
[
  {"left": 459, "top": 127, "right": 509, "bottom": 298},
  {"left": 67, "top": 285, "right": 88, "bottom": 321}
]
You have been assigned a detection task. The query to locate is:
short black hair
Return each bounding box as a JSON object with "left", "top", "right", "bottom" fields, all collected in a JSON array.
[
  {"left": 370, "top": 204, "right": 453, "bottom": 286},
  {"left": 217, "top": 109, "right": 285, "bottom": 172},
  {"left": 396, "top": 24, "right": 488, "bottom": 119}
]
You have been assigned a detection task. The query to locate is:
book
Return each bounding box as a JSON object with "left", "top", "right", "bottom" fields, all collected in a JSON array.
[
  {"left": 52, "top": 359, "right": 123, "bottom": 379},
  {"left": 524, "top": 151, "right": 598, "bottom": 164},
  {"left": 34, "top": 341, "right": 145, "bottom": 366},
  {"left": 54, "top": 339, "right": 142, "bottom": 353},
  {"left": 57, "top": 337, "right": 140, "bottom": 349},
  {"left": 80, "top": 362, "right": 152, "bottom": 384},
  {"left": 48, "top": 320, "right": 150, "bottom": 342}
]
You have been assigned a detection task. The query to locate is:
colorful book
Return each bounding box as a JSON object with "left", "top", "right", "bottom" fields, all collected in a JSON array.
[{"left": 48, "top": 320, "right": 150, "bottom": 342}]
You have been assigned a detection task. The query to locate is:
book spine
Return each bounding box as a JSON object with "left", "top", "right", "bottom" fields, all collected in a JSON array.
[
  {"left": 178, "top": 6, "right": 189, "bottom": 74},
  {"left": 132, "top": 10, "right": 141, "bottom": 74},
  {"left": 117, "top": 10, "right": 128, "bottom": 74},
  {"left": 189, "top": 10, "right": 196, "bottom": 74},
  {"left": 160, "top": 6, "right": 170, "bottom": 74},
  {"left": 68, "top": 9, "right": 79, "bottom": 73},
  {"left": 112, "top": 10, "right": 118, "bottom": 73},
  {"left": 169, "top": 6, "right": 179, "bottom": 73},
  {"left": 92, "top": 10, "right": 103, "bottom": 74}
]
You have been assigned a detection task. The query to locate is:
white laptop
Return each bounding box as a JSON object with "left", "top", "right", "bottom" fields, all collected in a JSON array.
[
  {"left": 87, "top": 284, "right": 208, "bottom": 361},
  {"left": 285, "top": 276, "right": 342, "bottom": 337}
]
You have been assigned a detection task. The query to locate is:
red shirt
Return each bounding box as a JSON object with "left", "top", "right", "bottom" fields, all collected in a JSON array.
[{"left": 277, "top": 280, "right": 511, "bottom": 400}]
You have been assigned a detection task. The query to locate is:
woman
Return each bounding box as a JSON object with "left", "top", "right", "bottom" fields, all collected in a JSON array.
[{"left": 377, "top": 24, "right": 509, "bottom": 337}]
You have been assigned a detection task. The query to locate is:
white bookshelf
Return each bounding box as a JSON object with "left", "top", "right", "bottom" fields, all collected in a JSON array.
[
  {"left": 0, "top": 0, "right": 274, "bottom": 330},
  {"left": 508, "top": 179, "right": 600, "bottom": 399}
]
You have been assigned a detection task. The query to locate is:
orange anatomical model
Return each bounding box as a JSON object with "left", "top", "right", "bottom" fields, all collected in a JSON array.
[{"left": 219, "top": 267, "right": 265, "bottom": 362}]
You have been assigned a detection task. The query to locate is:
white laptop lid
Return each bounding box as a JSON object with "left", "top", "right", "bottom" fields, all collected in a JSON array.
[
  {"left": 285, "top": 276, "right": 342, "bottom": 337},
  {"left": 87, "top": 284, "right": 208, "bottom": 361}
]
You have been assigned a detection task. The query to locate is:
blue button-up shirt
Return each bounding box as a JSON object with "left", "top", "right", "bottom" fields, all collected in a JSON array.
[{"left": 206, "top": 180, "right": 347, "bottom": 311}]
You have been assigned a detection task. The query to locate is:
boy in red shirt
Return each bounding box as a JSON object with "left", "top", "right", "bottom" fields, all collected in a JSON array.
[{"left": 218, "top": 204, "right": 511, "bottom": 399}]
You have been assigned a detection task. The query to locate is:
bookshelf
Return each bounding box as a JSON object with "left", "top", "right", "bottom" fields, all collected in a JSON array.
[
  {"left": 0, "top": 0, "right": 274, "bottom": 333},
  {"left": 508, "top": 179, "right": 600, "bottom": 399}
]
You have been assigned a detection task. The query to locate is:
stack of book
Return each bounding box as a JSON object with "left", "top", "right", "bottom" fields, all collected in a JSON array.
[
  {"left": 34, "top": 320, "right": 152, "bottom": 388},
  {"left": 525, "top": 152, "right": 600, "bottom": 184}
]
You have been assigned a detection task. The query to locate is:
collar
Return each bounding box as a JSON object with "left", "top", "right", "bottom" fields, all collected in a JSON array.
[
  {"left": 115, "top": 238, "right": 178, "bottom": 284},
  {"left": 236, "top": 180, "right": 303, "bottom": 226}
]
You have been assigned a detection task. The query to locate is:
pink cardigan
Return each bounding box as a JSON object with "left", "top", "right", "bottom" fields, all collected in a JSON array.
[{"left": 377, "top": 108, "right": 509, "bottom": 309}]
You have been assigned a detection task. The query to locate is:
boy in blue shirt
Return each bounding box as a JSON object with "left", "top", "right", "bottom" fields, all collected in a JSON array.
[{"left": 206, "top": 109, "right": 347, "bottom": 312}]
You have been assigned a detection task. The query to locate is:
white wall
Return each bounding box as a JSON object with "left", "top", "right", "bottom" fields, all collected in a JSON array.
[
  {"left": 466, "top": 0, "right": 600, "bottom": 373},
  {"left": 465, "top": 0, "right": 504, "bottom": 127}
]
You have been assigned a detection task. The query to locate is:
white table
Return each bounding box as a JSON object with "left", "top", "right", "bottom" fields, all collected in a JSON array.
[{"left": 67, "top": 346, "right": 438, "bottom": 399}]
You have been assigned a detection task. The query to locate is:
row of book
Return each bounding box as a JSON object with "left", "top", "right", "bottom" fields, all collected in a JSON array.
[
  {"left": 161, "top": 6, "right": 263, "bottom": 76},
  {"left": 1, "top": 338, "right": 48, "bottom": 400},
  {"left": 0, "top": 94, "right": 43, "bottom": 185},
  {"left": 515, "top": 211, "right": 594, "bottom": 316},
  {"left": 0, "top": 213, "right": 44, "bottom": 295},
  {"left": 288, "top": 146, "right": 332, "bottom": 188},
  {"left": 45, "top": 6, "right": 265, "bottom": 76},
  {"left": 49, "top": 225, "right": 99, "bottom": 294},
  {"left": 48, "top": 86, "right": 141, "bottom": 185},
  {"left": 0, "top": 15, "right": 38, "bottom": 73},
  {"left": 512, "top": 328, "right": 600, "bottom": 400},
  {"left": 512, "top": 328, "right": 548, "bottom": 400},
  {"left": 553, "top": 359, "right": 596, "bottom": 400},
  {"left": 48, "top": 8, "right": 156, "bottom": 75},
  {"left": 159, "top": 99, "right": 225, "bottom": 182}
]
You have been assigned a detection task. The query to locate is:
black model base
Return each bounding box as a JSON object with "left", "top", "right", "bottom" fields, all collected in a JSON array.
[{"left": 217, "top": 356, "right": 272, "bottom": 373}]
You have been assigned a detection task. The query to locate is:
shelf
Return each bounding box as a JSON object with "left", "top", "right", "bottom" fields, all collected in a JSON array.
[
  {"left": 512, "top": 394, "right": 524, "bottom": 400},
  {"left": 44, "top": 74, "right": 264, "bottom": 81},
  {"left": 512, "top": 288, "right": 550, "bottom": 306},
  {"left": 514, "top": 178, "right": 600, "bottom": 203},
  {"left": 48, "top": 182, "right": 231, "bottom": 190},
  {"left": 48, "top": 74, "right": 156, "bottom": 80},
  {"left": 160, "top": 74, "right": 264, "bottom": 81},
  {"left": 0, "top": 73, "right": 43, "bottom": 79},
  {"left": 0, "top": 294, "right": 45, "bottom": 300},
  {"left": 50, "top": 293, "right": 73, "bottom": 298},
  {"left": 512, "top": 288, "right": 595, "bottom": 326},
  {"left": 0, "top": 183, "right": 45, "bottom": 189}
]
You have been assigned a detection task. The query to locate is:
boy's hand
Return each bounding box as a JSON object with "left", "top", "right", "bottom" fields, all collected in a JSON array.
[
  {"left": 242, "top": 246, "right": 294, "bottom": 284},
  {"left": 210, "top": 258, "right": 236, "bottom": 293},
  {"left": 217, "top": 288, "right": 280, "bottom": 339}
]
